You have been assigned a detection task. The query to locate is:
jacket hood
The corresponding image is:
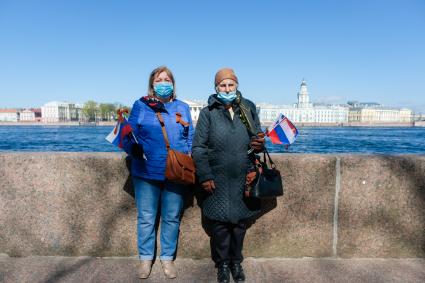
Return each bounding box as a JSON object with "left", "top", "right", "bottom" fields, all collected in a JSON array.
[{"left": 207, "top": 94, "right": 221, "bottom": 107}]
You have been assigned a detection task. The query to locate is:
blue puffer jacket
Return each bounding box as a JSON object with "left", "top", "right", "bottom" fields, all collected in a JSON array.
[{"left": 122, "top": 98, "right": 194, "bottom": 181}]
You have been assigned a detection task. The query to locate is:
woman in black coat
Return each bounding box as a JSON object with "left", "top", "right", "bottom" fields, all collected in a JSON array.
[{"left": 192, "top": 68, "right": 265, "bottom": 283}]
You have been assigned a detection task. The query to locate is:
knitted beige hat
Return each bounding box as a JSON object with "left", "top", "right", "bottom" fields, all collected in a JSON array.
[{"left": 214, "top": 68, "right": 238, "bottom": 86}]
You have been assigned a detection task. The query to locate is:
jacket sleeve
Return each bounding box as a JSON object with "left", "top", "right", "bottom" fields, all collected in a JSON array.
[
  {"left": 191, "top": 108, "right": 214, "bottom": 183},
  {"left": 122, "top": 100, "right": 144, "bottom": 158}
]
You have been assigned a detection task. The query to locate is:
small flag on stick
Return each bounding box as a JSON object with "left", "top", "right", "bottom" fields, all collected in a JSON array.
[
  {"left": 105, "top": 108, "right": 136, "bottom": 148},
  {"left": 266, "top": 114, "right": 298, "bottom": 146}
]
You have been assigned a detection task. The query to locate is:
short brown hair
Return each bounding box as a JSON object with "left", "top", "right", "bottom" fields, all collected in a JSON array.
[{"left": 147, "top": 66, "right": 176, "bottom": 99}]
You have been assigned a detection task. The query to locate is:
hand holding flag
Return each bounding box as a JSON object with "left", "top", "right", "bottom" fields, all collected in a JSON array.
[
  {"left": 250, "top": 132, "right": 266, "bottom": 152},
  {"left": 105, "top": 108, "right": 137, "bottom": 148}
]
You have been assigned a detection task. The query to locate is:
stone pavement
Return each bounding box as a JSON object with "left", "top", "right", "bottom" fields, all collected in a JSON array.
[{"left": 1, "top": 256, "right": 424, "bottom": 283}]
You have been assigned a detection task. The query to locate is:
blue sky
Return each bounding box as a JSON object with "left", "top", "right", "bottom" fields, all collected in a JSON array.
[{"left": 1, "top": 0, "right": 424, "bottom": 112}]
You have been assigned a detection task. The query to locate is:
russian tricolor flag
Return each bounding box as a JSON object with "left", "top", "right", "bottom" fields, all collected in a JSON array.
[
  {"left": 105, "top": 109, "right": 134, "bottom": 148},
  {"left": 267, "top": 114, "right": 299, "bottom": 145}
]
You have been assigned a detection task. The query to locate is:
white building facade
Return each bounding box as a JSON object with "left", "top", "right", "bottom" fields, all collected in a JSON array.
[
  {"left": 348, "top": 106, "right": 412, "bottom": 123},
  {"left": 41, "top": 101, "right": 82, "bottom": 123},
  {"left": 258, "top": 80, "right": 349, "bottom": 125},
  {"left": 0, "top": 109, "right": 19, "bottom": 122},
  {"left": 399, "top": 109, "right": 413, "bottom": 122},
  {"left": 183, "top": 100, "right": 207, "bottom": 122},
  {"left": 20, "top": 109, "right": 36, "bottom": 121}
]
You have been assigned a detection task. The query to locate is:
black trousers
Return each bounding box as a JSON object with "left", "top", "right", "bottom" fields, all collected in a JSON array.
[{"left": 205, "top": 218, "right": 247, "bottom": 266}]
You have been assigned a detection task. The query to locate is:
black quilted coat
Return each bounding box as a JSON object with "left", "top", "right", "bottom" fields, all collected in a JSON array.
[{"left": 192, "top": 93, "right": 262, "bottom": 223}]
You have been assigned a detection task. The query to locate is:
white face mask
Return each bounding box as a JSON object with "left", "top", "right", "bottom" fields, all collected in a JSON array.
[{"left": 217, "top": 91, "right": 237, "bottom": 104}]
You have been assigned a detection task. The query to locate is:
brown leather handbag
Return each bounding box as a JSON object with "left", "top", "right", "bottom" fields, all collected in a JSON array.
[{"left": 156, "top": 112, "right": 196, "bottom": 185}]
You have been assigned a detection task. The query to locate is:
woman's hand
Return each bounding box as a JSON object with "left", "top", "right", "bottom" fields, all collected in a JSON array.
[
  {"left": 201, "top": 180, "right": 215, "bottom": 193},
  {"left": 245, "top": 171, "right": 257, "bottom": 186},
  {"left": 251, "top": 132, "right": 265, "bottom": 152}
]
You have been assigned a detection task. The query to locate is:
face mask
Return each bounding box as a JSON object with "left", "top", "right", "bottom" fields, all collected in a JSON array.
[
  {"left": 217, "top": 91, "right": 237, "bottom": 105},
  {"left": 154, "top": 82, "right": 174, "bottom": 98}
]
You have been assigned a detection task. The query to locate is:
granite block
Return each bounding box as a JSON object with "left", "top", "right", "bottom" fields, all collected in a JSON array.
[
  {"left": 338, "top": 155, "right": 425, "bottom": 257},
  {"left": 243, "top": 154, "right": 336, "bottom": 257}
]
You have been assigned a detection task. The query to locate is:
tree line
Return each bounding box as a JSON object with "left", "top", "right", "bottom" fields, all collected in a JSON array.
[{"left": 82, "top": 100, "right": 131, "bottom": 122}]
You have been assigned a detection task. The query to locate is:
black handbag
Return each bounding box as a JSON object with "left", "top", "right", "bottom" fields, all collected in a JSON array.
[{"left": 246, "top": 148, "right": 284, "bottom": 199}]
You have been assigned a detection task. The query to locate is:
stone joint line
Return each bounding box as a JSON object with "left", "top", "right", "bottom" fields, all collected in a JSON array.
[{"left": 332, "top": 157, "right": 341, "bottom": 257}]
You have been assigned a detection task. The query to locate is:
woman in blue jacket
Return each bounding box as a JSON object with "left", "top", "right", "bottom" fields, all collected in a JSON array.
[{"left": 122, "top": 66, "right": 194, "bottom": 279}]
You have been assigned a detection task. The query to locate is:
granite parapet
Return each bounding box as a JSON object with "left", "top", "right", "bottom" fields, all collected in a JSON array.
[{"left": 1, "top": 153, "right": 424, "bottom": 258}]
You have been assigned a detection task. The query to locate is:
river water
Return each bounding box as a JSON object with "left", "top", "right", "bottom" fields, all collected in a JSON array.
[{"left": 0, "top": 126, "right": 424, "bottom": 154}]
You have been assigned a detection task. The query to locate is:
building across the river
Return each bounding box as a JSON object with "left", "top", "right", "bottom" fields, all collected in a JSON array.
[
  {"left": 258, "top": 79, "right": 349, "bottom": 125},
  {"left": 258, "top": 79, "right": 413, "bottom": 126},
  {"left": 20, "top": 108, "right": 42, "bottom": 122},
  {"left": 183, "top": 99, "right": 207, "bottom": 123},
  {"left": 41, "top": 101, "right": 83, "bottom": 123},
  {"left": 347, "top": 101, "right": 412, "bottom": 123},
  {"left": 0, "top": 109, "right": 20, "bottom": 122}
]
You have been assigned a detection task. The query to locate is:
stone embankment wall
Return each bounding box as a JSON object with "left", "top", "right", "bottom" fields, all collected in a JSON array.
[{"left": 0, "top": 153, "right": 424, "bottom": 258}]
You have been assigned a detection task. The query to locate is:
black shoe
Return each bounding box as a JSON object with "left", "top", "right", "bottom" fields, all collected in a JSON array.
[
  {"left": 230, "top": 263, "right": 246, "bottom": 282},
  {"left": 217, "top": 262, "right": 230, "bottom": 283}
]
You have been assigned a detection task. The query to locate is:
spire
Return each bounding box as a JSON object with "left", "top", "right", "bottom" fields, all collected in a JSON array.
[{"left": 297, "top": 78, "right": 311, "bottom": 108}]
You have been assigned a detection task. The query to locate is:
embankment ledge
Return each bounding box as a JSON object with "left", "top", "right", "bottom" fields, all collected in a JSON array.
[{"left": 0, "top": 153, "right": 424, "bottom": 258}]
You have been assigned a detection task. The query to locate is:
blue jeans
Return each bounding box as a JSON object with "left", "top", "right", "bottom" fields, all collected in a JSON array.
[{"left": 133, "top": 176, "right": 185, "bottom": 261}]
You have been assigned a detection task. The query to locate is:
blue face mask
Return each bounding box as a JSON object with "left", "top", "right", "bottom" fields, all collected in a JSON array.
[
  {"left": 217, "top": 91, "right": 237, "bottom": 105},
  {"left": 154, "top": 82, "right": 174, "bottom": 99}
]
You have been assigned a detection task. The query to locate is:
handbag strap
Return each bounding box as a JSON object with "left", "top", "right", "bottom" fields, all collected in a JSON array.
[
  {"left": 156, "top": 112, "right": 170, "bottom": 150},
  {"left": 235, "top": 96, "right": 270, "bottom": 161},
  {"left": 263, "top": 147, "right": 276, "bottom": 169}
]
